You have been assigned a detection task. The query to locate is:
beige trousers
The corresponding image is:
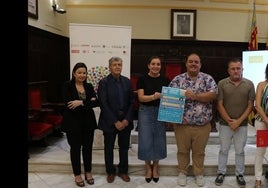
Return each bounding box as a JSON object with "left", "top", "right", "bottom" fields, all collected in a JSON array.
[{"left": 173, "top": 123, "right": 211, "bottom": 176}]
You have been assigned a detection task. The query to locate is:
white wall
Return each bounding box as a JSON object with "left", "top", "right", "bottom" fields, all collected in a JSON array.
[
  {"left": 28, "top": 0, "right": 68, "bottom": 36},
  {"left": 28, "top": 0, "right": 268, "bottom": 43},
  {"left": 65, "top": 0, "right": 268, "bottom": 42}
]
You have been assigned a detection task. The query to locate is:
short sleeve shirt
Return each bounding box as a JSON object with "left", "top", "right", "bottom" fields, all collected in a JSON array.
[
  {"left": 137, "top": 74, "right": 170, "bottom": 106},
  {"left": 169, "top": 72, "right": 218, "bottom": 125},
  {"left": 217, "top": 77, "right": 255, "bottom": 126}
]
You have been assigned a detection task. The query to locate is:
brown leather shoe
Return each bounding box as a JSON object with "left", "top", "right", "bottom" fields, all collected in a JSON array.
[
  {"left": 107, "top": 174, "right": 115, "bottom": 183},
  {"left": 118, "top": 173, "right": 130, "bottom": 182}
]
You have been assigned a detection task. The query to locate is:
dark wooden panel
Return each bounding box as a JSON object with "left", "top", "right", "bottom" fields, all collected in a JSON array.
[
  {"left": 28, "top": 25, "right": 70, "bottom": 102},
  {"left": 28, "top": 28, "right": 267, "bottom": 103},
  {"left": 131, "top": 39, "right": 266, "bottom": 83}
]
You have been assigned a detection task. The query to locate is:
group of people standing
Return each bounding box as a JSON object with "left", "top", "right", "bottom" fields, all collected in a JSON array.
[
  {"left": 61, "top": 53, "right": 267, "bottom": 188},
  {"left": 61, "top": 57, "right": 134, "bottom": 187}
]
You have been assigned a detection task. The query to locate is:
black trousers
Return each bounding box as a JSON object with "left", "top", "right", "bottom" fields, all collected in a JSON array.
[
  {"left": 66, "top": 129, "right": 95, "bottom": 176},
  {"left": 103, "top": 128, "right": 131, "bottom": 174}
]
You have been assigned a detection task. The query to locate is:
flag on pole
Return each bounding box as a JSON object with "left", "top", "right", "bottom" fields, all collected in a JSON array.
[
  {"left": 248, "top": 1, "right": 258, "bottom": 50},
  {"left": 247, "top": 1, "right": 258, "bottom": 125}
]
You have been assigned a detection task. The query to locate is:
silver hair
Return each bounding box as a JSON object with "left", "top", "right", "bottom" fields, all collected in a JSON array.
[{"left": 109, "top": 56, "right": 123, "bottom": 66}]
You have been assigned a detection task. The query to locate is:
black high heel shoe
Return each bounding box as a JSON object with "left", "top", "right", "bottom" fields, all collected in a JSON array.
[
  {"left": 145, "top": 176, "right": 152, "bottom": 183},
  {"left": 153, "top": 177, "right": 159, "bottom": 183}
]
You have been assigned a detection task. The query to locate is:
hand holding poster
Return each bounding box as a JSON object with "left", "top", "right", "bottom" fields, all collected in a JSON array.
[{"left": 157, "top": 86, "right": 186, "bottom": 123}]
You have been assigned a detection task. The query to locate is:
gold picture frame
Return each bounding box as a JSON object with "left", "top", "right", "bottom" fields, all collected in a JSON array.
[{"left": 171, "top": 9, "right": 196, "bottom": 40}]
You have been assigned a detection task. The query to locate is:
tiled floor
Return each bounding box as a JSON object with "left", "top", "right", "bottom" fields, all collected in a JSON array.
[
  {"left": 28, "top": 172, "right": 267, "bottom": 188},
  {"left": 28, "top": 124, "right": 268, "bottom": 188}
]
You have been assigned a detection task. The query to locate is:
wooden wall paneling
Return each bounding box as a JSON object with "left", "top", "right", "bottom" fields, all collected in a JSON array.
[
  {"left": 28, "top": 25, "right": 70, "bottom": 102},
  {"left": 28, "top": 28, "right": 266, "bottom": 103},
  {"left": 130, "top": 39, "right": 260, "bottom": 84},
  {"left": 200, "top": 57, "right": 229, "bottom": 83}
]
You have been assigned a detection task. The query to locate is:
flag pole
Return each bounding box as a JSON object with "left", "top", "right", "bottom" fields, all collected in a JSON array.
[{"left": 248, "top": 0, "right": 258, "bottom": 50}]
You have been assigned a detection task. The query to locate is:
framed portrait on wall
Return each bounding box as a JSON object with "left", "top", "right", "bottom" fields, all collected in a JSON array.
[
  {"left": 28, "top": 0, "right": 38, "bottom": 19},
  {"left": 171, "top": 9, "right": 196, "bottom": 40}
]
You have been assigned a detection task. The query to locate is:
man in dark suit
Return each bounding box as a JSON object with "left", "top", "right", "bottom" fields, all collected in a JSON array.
[{"left": 97, "top": 56, "right": 134, "bottom": 183}]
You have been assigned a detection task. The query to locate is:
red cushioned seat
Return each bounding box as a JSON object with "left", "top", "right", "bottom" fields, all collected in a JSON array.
[
  {"left": 28, "top": 89, "right": 42, "bottom": 109},
  {"left": 28, "top": 88, "right": 63, "bottom": 134},
  {"left": 44, "top": 114, "right": 63, "bottom": 129},
  {"left": 28, "top": 122, "right": 53, "bottom": 141},
  {"left": 130, "top": 74, "right": 141, "bottom": 120}
]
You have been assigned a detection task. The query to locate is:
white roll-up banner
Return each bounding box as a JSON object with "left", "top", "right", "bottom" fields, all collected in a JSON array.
[{"left": 69, "top": 23, "right": 132, "bottom": 92}]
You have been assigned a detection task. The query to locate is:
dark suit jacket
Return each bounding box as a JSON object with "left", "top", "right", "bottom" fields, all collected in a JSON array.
[
  {"left": 97, "top": 74, "right": 134, "bottom": 132},
  {"left": 61, "top": 80, "right": 99, "bottom": 133}
]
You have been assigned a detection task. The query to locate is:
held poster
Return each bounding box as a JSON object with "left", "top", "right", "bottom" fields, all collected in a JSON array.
[{"left": 157, "top": 86, "right": 186, "bottom": 124}]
